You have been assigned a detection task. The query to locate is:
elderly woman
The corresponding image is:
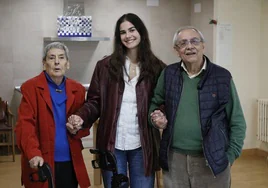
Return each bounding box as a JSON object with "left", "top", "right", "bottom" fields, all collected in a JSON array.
[{"left": 15, "top": 42, "right": 90, "bottom": 188}]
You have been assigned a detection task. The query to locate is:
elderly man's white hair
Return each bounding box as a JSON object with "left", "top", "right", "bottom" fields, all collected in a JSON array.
[{"left": 172, "top": 26, "right": 205, "bottom": 47}]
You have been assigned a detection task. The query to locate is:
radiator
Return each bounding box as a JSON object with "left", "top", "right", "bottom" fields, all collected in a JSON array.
[{"left": 257, "top": 99, "right": 268, "bottom": 142}]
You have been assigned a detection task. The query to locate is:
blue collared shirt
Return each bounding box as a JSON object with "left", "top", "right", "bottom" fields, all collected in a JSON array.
[{"left": 44, "top": 72, "right": 70, "bottom": 162}]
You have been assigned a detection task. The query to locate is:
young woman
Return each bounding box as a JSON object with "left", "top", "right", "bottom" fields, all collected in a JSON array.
[{"left": 67, "top": 13, "right": 166, "bottom": 188}]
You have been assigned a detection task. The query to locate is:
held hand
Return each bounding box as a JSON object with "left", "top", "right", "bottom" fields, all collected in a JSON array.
[
  {"left": 29, "top": 156, "right": 44, "bottom": 169},
  {"left": 66, "top": 122, "right": 79, "bottom": 134},
  {"left": 150, "top": 110, "right": 168, "bottom": 129},
  {"left": 67, "top": 115, "right": 84, "bottom": 134}
]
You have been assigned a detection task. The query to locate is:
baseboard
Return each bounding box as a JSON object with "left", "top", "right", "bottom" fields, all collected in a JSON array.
[{"left": 241, "top": 148, "right": 268, "bottom": 157}]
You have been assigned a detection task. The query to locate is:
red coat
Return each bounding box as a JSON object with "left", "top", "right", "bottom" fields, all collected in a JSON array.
[{"left": 15, "top": 72, "right": 91, "bottom": 188}]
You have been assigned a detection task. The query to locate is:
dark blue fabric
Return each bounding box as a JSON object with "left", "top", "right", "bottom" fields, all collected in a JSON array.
[
  {"left": 45, "top": 72, "right": 70, "bottom": 162},
  {"left": 160, "top": 56, "right": 231, "bottom": 176}
]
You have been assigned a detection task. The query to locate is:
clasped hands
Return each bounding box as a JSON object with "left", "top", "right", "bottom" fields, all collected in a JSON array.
[
  {"left": 66, "top": 111, "right": 166, "bottom": 133},
  {"left": 66, "top": 115, "right": 84, "bottom": 135},
  {"left": 150, "top": 110, "right": 168, "bottom": 129}
]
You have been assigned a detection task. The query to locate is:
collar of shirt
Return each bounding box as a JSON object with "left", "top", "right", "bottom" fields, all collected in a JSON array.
[
  {"left": 124, "top": 56, "right": 140, "bottom": 82},
  {"left": 181, "top": 58, "right": 207, "bottom": 79},
  {"left": 44, "top": 71, "right": 67, "bottom": 105},
  {"left": 44, "top": 71, "right": 66, "bottom": 91}
]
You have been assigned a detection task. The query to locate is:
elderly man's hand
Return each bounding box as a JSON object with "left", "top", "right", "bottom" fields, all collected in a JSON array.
[
  {"left": 150, "top": 110, "right": 168, "bottom": 129},
  {"left": 29, "top": 156, "right": 44, "bottom": 169},
  {"left": 67, "top": 115, "right": 84, "bottom": 134}
]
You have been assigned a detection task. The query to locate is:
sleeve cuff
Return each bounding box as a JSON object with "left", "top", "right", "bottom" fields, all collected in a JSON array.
[
  {"left": 27, "top": 150, "right": 42, "bottom": 161},
  {"left": 226, "top": 151, "right": 236, "bottom": 165}
]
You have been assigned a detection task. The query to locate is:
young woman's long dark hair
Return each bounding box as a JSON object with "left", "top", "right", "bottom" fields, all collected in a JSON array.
[{"left": 109, "top": 13, "right": 165, "bottom": 83}]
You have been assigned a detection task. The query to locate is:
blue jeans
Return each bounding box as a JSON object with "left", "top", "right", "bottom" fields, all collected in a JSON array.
[{"left": 102, "top": 147, "right": 155, "bottom": 188}]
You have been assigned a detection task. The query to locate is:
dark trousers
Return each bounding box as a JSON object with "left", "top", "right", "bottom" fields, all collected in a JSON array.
[
  {"left": 163, "top": 150, "right": 231, "bottom": 188},
  {"left": 54, "top": 161, "right": 78, "bottom": 188}
]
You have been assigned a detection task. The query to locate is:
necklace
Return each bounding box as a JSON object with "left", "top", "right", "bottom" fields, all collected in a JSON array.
[
  {"left": 123, "top": 62, "right": 138, "bottom": 81},
  {"left": 129, "top": 63, "right": 137, "bottom": 79}
]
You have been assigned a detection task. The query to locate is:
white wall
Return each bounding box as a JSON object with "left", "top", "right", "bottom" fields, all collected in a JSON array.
[
  {"left": 1, "top": 0, "right": 268, "bottom": 151},
  {"left": 0, "top": 0, "right": 191, "bottom": 103},
  {"left": 260, "top": 0, "right": 268, "bottom": 98},
  {"left": 214, "top": 0, "right": 261, "bottom": 149},
  {"left": 258, "top": 0, "right": 268, "bottom": 151},
  {"left": 191, "top": 0, "right": 214, "bottom": 60},
  {"left": 0, "top": 0, "right": 191, "bottom": 147}
]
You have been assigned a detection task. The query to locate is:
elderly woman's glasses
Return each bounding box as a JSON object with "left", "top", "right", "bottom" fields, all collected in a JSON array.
[{"left": 176, "top": 37, "right": 203, "bottom": 49}]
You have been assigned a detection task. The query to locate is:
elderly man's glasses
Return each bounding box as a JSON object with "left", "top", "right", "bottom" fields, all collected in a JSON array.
[{"left": 176, "top": 37, "right": 203, "bottom": 49}]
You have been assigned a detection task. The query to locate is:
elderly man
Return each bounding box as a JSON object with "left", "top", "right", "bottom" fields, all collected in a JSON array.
[
  {"left": 15, "top": 42, "right": 90, "bottom": 188},
  {"left": 149, "top": 26, "right": 246, "bottom": 188}
]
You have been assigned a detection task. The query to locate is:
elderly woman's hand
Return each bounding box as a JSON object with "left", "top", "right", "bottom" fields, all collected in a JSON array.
[
  {"left": 66, "top": 115, "right": 84, "bottom": 134},
  {"left": 29, "top": 156, "right": 44, "bottom": 169}
]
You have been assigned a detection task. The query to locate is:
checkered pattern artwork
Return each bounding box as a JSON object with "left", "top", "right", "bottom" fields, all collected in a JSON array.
[{"left": 57, "top": 16, "right": 92, "bottom": 37}]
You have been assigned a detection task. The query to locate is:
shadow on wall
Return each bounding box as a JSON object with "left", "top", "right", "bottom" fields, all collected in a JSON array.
[
  {"left": 10, "top": 90, "right": 22, "bottom": 125},
  {"left": 8, "top": 90, "right": 22, "bottom": 146}
]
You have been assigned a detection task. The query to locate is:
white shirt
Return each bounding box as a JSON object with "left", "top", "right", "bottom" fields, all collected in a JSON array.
[
  {"left": 115, "top": 57, "right": 141, "bottom": 150},
  {"left": 181, "top": 58, "right": 207, "bottom": 79}
]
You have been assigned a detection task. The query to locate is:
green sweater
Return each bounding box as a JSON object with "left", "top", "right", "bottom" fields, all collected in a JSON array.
[{"left": 149, "top": 70, "right": 246, "bottom": 164}]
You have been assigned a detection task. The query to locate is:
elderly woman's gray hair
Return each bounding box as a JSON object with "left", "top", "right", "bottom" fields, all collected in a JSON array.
[
  {"left": 172, "top": 26, "right": 205, "bottom": 47},
  {"left": 43, "top": 42, "right": 69, "bottom": 61}
]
